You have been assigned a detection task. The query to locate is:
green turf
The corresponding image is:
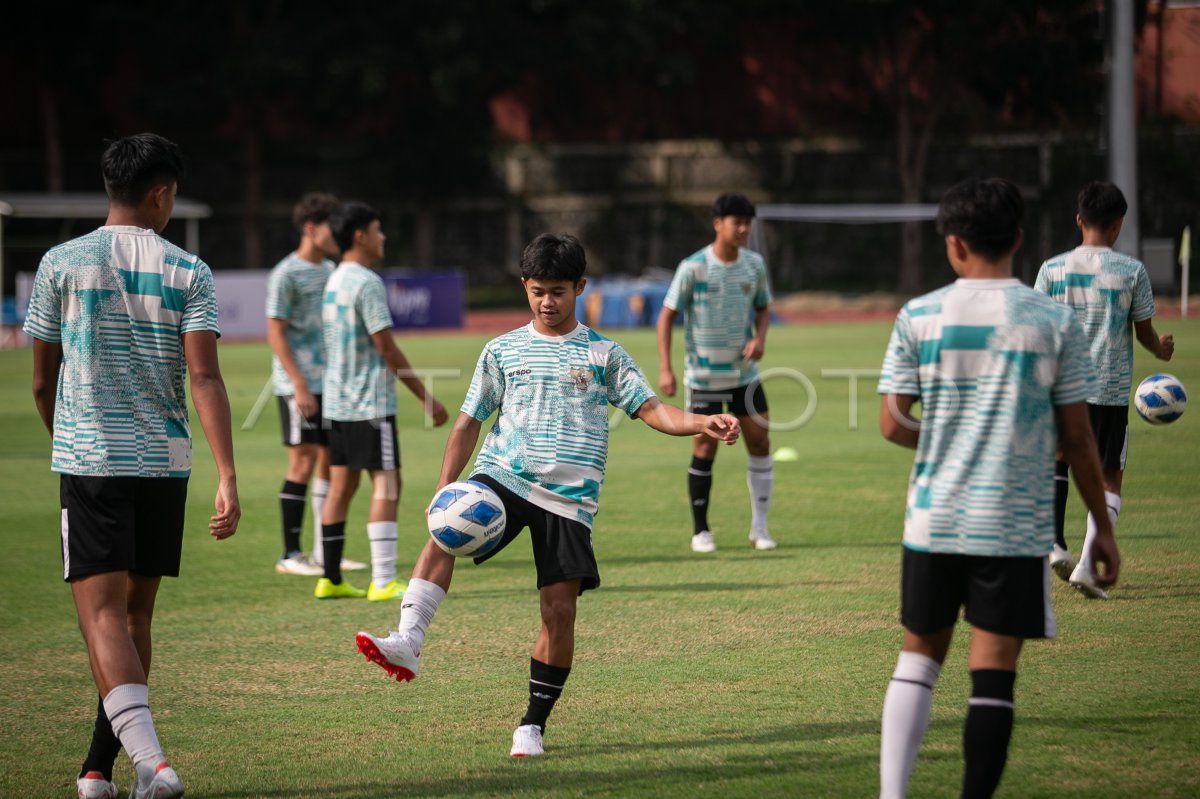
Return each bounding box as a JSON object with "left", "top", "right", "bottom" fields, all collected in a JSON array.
[{"left": 2, "top": 318, "right": 1198, "bottom": 798}]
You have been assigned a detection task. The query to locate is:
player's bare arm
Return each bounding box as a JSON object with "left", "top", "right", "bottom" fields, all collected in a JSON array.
[
  {"left": 742, "top": 305, "right": 770, "bottom": 361},
  {"left": 655, "top": 307, "right": 678, "bottom": 396},
  {"left": 879, "top": 393, "right": 920, "bottom": 450},
  {"left": 635, "top": 398, "right": 740, "bottom": 444},
  {"left": 183, "top": 330, "right": 241, "bottom": 540},
  {"left": 30, "top": 338, "right": 63, "bottom": 434},
  {"left": 369, "top": 329, "right": 449, "bottom": 426},
  {"left": 1056, "top": 401, "right": 1120, "bottom": 586},
  {"left": 265, "top": 316, "right": 317, "bottom": 417},
  {"left": 434, "top": 413, "right": 483, "bottom": 494},
  {"left": 1134, "top": 318, "right": 1174, "bottom": 361}
]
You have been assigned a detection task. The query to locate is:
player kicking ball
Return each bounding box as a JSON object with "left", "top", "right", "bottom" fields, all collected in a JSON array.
[{"left": 357, "top": 233, "right": 740, "bottom": 757}]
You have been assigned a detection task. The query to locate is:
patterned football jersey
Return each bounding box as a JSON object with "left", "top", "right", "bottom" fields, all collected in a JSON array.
[
  {"left": 663, "top": 245, "right": 772, "bottom": 390},
  {"left": 321, "top": 261, "right": 395, "bottom": 422},
  {"left": 877, "top": 279, "right": 1096, "bottom": 557},
  {"left": 22, "top": 226, "right": 220, "bottom": 477},
  {"left": 266, "top": 252, "right": 333, "bottom": 396},
  {"left": 462, "top": 322, "right": 655, "bottom": 527},
  {"left": 1034, "top": 245, "right": 1156, "bottom": 406}
]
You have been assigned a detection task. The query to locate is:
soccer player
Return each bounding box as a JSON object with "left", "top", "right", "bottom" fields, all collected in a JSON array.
[
  {"left": 268, "top": 191, "right": 363, "bottom": 576},
  {"left": 656, "top": 192, "right": 775, "bottom": 553},
  {"left": 1034, "top": 181, "right": 1175, "bottom": 598},
  {"left": 316, "top": 201, "right": 449, "bottom": 601},
  {"left": 355, "top": 233, "right": 741, "bottom": 757},
  {"left": 23, "top": 133, "right": 239, "bottom": 799},
  {"left": 876, "top": 178, "right": 1120, "bottom": 798}
]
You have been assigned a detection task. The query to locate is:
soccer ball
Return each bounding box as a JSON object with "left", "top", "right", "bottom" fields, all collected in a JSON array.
[
  {"left": 1134, "top": 373, "right": 1187, "bottom": 425},
  {"left": 426, "top": 480, "right": 506, "bottom": 557}
]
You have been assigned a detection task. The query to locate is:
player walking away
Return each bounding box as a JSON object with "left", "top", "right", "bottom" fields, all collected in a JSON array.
[
  {"left": 24, "top": 133, "right": 240, "bottom": 799},
  {"left": 1034, "top": 181, "right": 1174, "bottom": 599},
  {"left": 268, "top": 192, "right": 364, "bottom": 577},
  {"left": 356, "top": 233, "right": 740, "bottom": 757},
  {"left": 656, "top": 192, "right": 775, "bottom": 553},
  {"left": 876, "top": 178, "right": 1119, "bottom": 799},
  {"left": 315, "top": 202, "right": 449, "bottom": 601}
]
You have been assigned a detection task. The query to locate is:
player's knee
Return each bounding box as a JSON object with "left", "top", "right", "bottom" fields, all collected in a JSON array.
[
  {"left": 539, "top": 596, "right": 577, "bottom": 630},
  {"left": 371, "top": 471, "right": 399, "bottom": 502}
]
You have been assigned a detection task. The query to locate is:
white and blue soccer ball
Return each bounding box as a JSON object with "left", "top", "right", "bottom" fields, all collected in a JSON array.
[
  {"left": 426, "top": 480, "right": 506, "bottom": 557},
  {"left": 1134, "top": 373, "right": 1187, "bottom": 425}
]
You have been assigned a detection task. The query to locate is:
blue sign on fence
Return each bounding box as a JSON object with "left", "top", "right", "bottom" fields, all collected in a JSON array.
[{"left": 380, "top": 269, "right": 464, "bottom": 330}]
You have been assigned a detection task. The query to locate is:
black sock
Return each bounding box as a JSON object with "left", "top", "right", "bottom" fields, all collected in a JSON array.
[
  {"left": 79, "top": 694, "right": 121, "bottom": 781},
  {"left": 687, "top": 456, "right": 714, "bottom": 535},
  {"left": 961, "top": 669, "right": 1016, "bottom": 799},
  {"left": 520, "top": 658, "right": 571, "bottom": 731},
  {"left": 1053, "top": 461, "right": 1069, "bottom": 550},
  {"left": 321, "top": 521, "right": 346, "bottom": 582},
  {"left": 280, "top": 480, "right": 307, "bottom": 558}
]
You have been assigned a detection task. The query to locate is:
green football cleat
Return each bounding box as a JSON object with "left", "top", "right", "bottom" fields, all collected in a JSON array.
[
  {"left": 367, "top": 579, "right": 407, "bottom": 601},
  {"left": 314, "top": 577, "right": 366, "bottom": 599}
]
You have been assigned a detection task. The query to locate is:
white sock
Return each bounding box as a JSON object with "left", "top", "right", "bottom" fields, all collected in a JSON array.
[
  {"left": 1077, "top": 491, "right": 1120, "bottom": 576},
  {"left": 880, "top": 651, "right": 941, "bottom": 799},
  {"left": 311, "top": 478, "right": 329, "bottom": 564},
  {"left": 397, "top": 577, "right": 446, "bottom": 649},
  {"left": 367, "top": 521, "right": 398, "bottom": 588},
  {"left": 103, "top": 683, "right": 164, "bottom": 786},
  {"left": 746, "top": 455, "right": 773, "bottom": 533}
]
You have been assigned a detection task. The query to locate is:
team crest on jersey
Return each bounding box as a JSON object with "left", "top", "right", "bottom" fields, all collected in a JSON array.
[
  {"left": 740, "top": 282, "right": 752, "bottom": 295},
  {"left": 567, "top": 366, "right": 591, "bottom": 391}
]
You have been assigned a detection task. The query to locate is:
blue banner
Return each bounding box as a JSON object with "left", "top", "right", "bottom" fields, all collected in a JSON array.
[{"left": 379, "top": 269, "right": 465, "bottom": 330}]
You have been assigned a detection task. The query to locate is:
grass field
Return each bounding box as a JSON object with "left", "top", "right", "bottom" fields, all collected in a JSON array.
[{"left": 2, "top": 318, "right": 1198, "bottom": 798}]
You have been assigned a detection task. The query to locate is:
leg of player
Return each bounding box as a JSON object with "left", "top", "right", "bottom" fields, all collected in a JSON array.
[
  {"left": 365, "top": 468, "right": 405, "bottom": 601},
  {"left": 1070, "top": 469, "right": 1123, "bottom": 599},
  {"left": 961, "top": 628, "right": 1023, "bottom": 799},
  {"left": 314, "top": 466, "right": 366, "bottom": 598},
  {"left": 742, "top": 409, "right": 775, "bottom": 550},
  {"left": 880, "top": 627, "right": 952, "bottom": 799},
  {"left": 689, "top": 435, "right": 718, "bottom": 553},
  {"left": 310, "top": 446, "right": 330, "bottom": 568},
  {"left": 512, "top": 579, "right": 581, "bottom": 757},
  {"left": 1049, "top": 458, "right": 1075, "bottom": 581},
  {"left": 276, "top": 443, "right": 323, "bottom": 576}
]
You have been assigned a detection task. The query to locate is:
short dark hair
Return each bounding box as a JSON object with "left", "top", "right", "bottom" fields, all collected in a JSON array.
[
  {"left": 101, "top": 133, "right": 186, "bottom": 206},
  {"left": 292, "top": 192, "right": 340, "bottom": 232},
  {"left": 328, "top": 202, "right": 380, "bottom": 253},
  {"left": 712, "top": 193, "right": 756, "bottom": 219},
  {"left": 520, "top": 233, "right": 586, "bottom": 283},
  {"left": 935, "top": 178, "right": 1024, "bottom": 259},
  {"left": 1077, "top": 181, "right": 1128, "bottom": 229}
]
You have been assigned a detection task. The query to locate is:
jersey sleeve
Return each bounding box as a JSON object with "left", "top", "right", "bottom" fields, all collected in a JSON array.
[
  {"left": 265, "top": 265, "right": 291, "bottom": 320},
  {"left": 1130, "top": 264, "right": 1156, "bottom": 322},
  {"left": 1053, "top": 312, "right": 1098, "bottom": 406},
  {"left": 22, "top": 255, "right": 63, "bottom": 343},
  {"left": 1033, "top": 263, "right": 1050, "bottom": 294},
  {"left": 877, "top": 308, "right": 920, "bottom": 396},
  {"left": 461, "top": 344, "right": 504, "bottom": 421},
  {"left": 181, "top": 260, "right": 221, "bottom": 336},
  {"left": 605, "top": 344, "right": 655, "bottom": 418},
  {"left": 359, "top": 274, "right": 394, "bottom": 335},
  {"left": 662, "top": 261, "right": 694, "bottom": 312}
]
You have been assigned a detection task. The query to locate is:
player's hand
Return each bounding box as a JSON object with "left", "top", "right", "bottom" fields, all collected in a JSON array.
[
  {"left": 428, "top": 398, "right": 449, "bottom": 427},
  {"left": 1089, "top": 529, "right": 1120, "bottom": 588},
  {"left": 702, "top": 413, "right": 741, "bottom": 445},
  {"left": 658, "top": 370, "right": 676, "bottom": 397},
  {"left": 742, "top": 338, "right": 765, "bottom": 361},
  {"left": 294, "top": 386, "right": 318, "bottom": 419},
  {"left": 210, "top": 478, "right": 240, "bottom": 540},
  {"left": 1158, "top": 334, "right": 1174, "bottom": 361}
]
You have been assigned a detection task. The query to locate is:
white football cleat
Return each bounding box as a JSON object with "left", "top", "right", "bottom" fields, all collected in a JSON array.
[
  {"left": 1049, "top": 544, "right": 1076, "bottom": 582},
  {"left": 77, "top": 771, "right": 117, "bottom": 799},
  {"left": 356, "top": 630, "right": 420, "bottom": 682},
  {"left": 312, "top": 556, "right": 369, "bottom": 572},
  {"left": 275, "top": 554, "right": 324, "bottom": 576},
  {"left": 749, "top": 529, "right": 777, "bottom": 550},
  {"left": 1068, "top": 565, "right": 1109, "bottom": 600},
  {"left": 691, "top": 531, "right": 717, "bottom": 553},
  {"left": 129, "top": 762, "right": 183, "bottom": 799},
  {"left": 510, "top": 724, "right": 544, "bottom": 757}
]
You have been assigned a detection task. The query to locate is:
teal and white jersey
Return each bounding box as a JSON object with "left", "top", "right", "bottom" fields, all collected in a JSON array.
[
  {"left": 321, "top": 261, "right": 395, "bottom": 422},
  {"left": 663, "top": 245, "right": 772, "bottom": 390},
  {"left": 1034, "top": 245, "right": 1155, "bottom": 406},
  {"left": 462, "top": 322, "right": 654, "bottom": 528},
  {"left": 266, "top": 252, "right": 333, "bottom": 396},
  {"left": 22, "top": 226, "right": 220, "bottom": 477},
  {"left": 877, "top": 279, "right": 1096, "bottom": 557}
]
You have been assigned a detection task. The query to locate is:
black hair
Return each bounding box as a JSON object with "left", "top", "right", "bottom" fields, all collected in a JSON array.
[
  {"left": 520, "top": 233, "right": 587, "bottom": 283},
  {"left": 328, "top": 202, "right": 380, "bottom": 253},
  {"left": 292, "top": 192, "right": 340, "bottom": 232},
  {"left": 935, "top": 178, "right": 1024, "bottom": 259},
  {"left": 101, "top": 133, "right": 185, "bottom": 206},
  {"left": 712, "top": 193, "right": 756, "bottom": 219},
  {"left": 1077, "top": 181, "right": 1128, "bottom": 229}
]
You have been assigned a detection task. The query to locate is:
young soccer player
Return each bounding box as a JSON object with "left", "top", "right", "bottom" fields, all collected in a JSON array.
[
  {"left": 268, "top": 192, "right": 363, "bottom": 576},
  {"left": 1034, "top": 181, "right": 1175, "bottom": 598},
  {"left": 656, "top": 192, "right": 775, "bottom": 553},
  {"left": 356, "top": 233, "right": 741, "bottom": 757},
  {"left": 876, "top": 178, "right": 1120, "bottom": 798},
  {"left": 316, "top": 201, "right": 449, "bottom": 601},
  {"left": 24, "top": 133, "right": 240, "bottom": 799}
]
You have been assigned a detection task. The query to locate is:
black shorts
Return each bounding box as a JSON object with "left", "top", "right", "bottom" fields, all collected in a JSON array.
[
  {"left": 277, "top": 394, "right": 328, "bottom": 447},
  {"left": 1088, "top": 403, "right": 1128, "bottom": 471},
  {"left": 328, "top": 418, "right": 399, "bottom": 472},
  {"left": 59, "top": 474, "right": 188, "bottom": 581},
  {"left": 468, "top": 473, "right": 600, "bottom": 594},
  {"left": 900, "top": 546, "right": 1054, "bottom": 639},
  {"left": 687, "top": 381, "right": 769, "bottom": 419}
]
